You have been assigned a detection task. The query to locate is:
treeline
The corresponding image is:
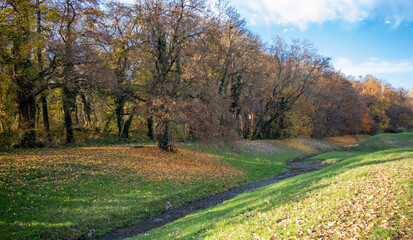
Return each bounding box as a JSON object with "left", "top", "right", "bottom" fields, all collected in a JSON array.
[{"left": 1, "top": 0, "right": 412, "bottom": 149}]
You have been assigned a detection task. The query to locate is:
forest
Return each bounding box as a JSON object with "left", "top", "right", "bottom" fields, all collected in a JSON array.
[{"left": 1, "top": 0, "right": 413, "bottom": 150}]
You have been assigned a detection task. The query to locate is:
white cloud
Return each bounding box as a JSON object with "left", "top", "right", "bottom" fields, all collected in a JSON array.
[
  {"left": 333, "top": 57, "right": 413, "bottom": 77},
  {"left": 231, "top": 0, "right": 413, "bottom": 29},
  {"left": 283, "top": 27, "right": 295, "bottom": 33},
  {"left": 376, "top": 0, "right": 413, "bottom": 27},
  {"left": 233, "top": 0, "right": 373, "bottom": 29}
]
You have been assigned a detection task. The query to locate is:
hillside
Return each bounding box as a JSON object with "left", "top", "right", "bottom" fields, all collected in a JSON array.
[{"left": 135, "top": 132, "right": 413, "bottom": 239}]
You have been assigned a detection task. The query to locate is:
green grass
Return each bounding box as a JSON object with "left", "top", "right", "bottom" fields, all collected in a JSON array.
[
  {"left": 200, "top": 145, "right": 311, "bottom": 183},
  {"left": 182, "top": 138, "right": 338, "bottom": 184},
  {"left": 308, "top": 132, "right": 413, "bottom": 165},
  {"left": 132, "top": 133, "right": 413, "bottom": 239},
  {"left": 351, "top": 132, "right": 413, "bottom": 152},
  {"left": 0, "top": 138, "right": 330, "bottom": 240},
  {"left": 0, "top": 147, "right": 239, "bottom": 240}
]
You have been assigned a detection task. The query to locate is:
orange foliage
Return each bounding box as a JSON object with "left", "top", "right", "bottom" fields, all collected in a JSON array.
[{"left": 361, "top": 108, "right": 373, "bottom": 133}]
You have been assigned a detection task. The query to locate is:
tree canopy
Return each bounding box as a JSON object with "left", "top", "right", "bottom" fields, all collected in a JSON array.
[{"left": 1, "top": 0, "right": 412, "bottom": 149}]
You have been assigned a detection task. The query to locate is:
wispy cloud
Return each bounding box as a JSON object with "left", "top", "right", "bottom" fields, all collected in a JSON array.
[
  {"left": 333, "top": 57, "right": 413, "bottom": 77},
  {"left": 231, "top": 0, "right": 413, "bottom": 29}
]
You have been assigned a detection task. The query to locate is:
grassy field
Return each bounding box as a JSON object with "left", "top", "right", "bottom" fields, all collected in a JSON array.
[
  {"left": 133, "top": 132, "right": 413, "bottom": 240},
  {"left": 0, "top": 137, "right": 342, "bottom": 240}
]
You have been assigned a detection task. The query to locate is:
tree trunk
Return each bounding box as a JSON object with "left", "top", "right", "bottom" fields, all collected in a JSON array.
[
  {"left": 12, "top": 7, "right": 36, "bottom": 147},
  {"left": 37, "top": 1, "right": 51, "bottom": 144},
  {"left": 74, "top": 102, "right": 80, "bottom": 125},
  {"left": 61, "top": 0, "right": 77, "bottom": 144},
  {"left": 63, "top": 86, "right": 75, "bottom": 143},
  {"left": 18, "top": 91, "right": 36, "bottom": 148},
  {"left": 103, "top": 113, "right": 114, "bottom": 134},
  {"left": 41, "top": 94, "right": 51, "bottom": 143},
  {"left": 253, "top": 115, "right": 273, "bottom": 139},
  {"left": 230, "top": 75, "right": 243, "bottom": 115},
  {"left": 252, "top": 115, "right": 264, "bottom": 139},
  {"left": 115, "top": 95, "right": 125, "bottom": 138},
  {"left": 261, "top": 121, "right": 272, "bottom": 139},
  {"left": 158, "top": 118, "right": 174, "bottom": 151},
  {"left": 120, "top": 107, "right": 137, "bottom": 138},
  {"left": 80, "top": 93, "right": 91, "bottom": 125},
  {"left": 147, "top": 116, "right": 154, "bottom": 140}
]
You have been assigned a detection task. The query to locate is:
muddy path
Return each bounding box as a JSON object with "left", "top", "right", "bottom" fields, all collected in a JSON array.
[{"left": 90, "top": 154, "right": 324, "bottom": 240}]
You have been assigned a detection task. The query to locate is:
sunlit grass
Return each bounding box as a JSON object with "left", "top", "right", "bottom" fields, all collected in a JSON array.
[{"left": 133, "top": 133, "right": 413, "bottom": 240}]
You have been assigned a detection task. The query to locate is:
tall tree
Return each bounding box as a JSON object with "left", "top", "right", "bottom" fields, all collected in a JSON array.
[
  {"left": 253, "top": 38, "right": 330, "bottom": 138},
  {"left": 310, "top": 72, "right": 363, "bottom": 137},
  {"left": 96, "top": 1, "right": 146, "bottom": 138},
  {"left": 53, "top": 0, "right": 98, "bottom": 143},
  {"left": 355, "top": 76, "right": 391, "bottom": 134},
  {"left": 140, "top": 0, "right": 205, "bottom": 150},
  {"left": 0, "top": 0, "right": 55, "bottom": 147},
  {"left": 385, "top": 88, "right": 413, "bottom": 130}
]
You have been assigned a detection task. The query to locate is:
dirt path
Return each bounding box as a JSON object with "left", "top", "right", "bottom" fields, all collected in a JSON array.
[{"left": 89, "top": 155, "right": 324, "bottom": 240}]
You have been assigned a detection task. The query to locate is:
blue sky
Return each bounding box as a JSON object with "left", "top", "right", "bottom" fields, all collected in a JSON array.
[
  {"left": 227, "top": 0, "right": 413, "bottom": 90},
  {"left": 119, "top": 0, "right": 412, "bottom": 90}
]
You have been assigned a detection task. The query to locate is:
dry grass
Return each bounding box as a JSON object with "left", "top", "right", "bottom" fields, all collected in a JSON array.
[
  {"left": 325, "top": 134, "right": 370, "bottom": 146},
  {"left": 239, "top": 137, "right": 341, "bottom": 154}
]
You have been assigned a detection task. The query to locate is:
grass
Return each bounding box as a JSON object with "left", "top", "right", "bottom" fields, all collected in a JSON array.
[
  {"left": 0, "top": 137, "right": 336, "bottom": 240},
  {"left": 0, "top": 146, "right": 244, "bottom": 239},
  {"left": 308, "top": 132, "right": 413, "bottom": 165},
  {"left": 132, "top": 132, "right": 413, "bottom": 240},
  {"left": 191, "top": 138, "right": 335, "bottom": 183}
]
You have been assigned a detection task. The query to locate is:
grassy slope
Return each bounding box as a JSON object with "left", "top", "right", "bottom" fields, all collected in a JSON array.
[
  {"left": 0, "top": 138, "right": 333, "bottom": 240},
  {"left": 134, "top": 133, "right": 413, "bottom": 239},
  {"left": 189, "top": 138, "right": 337, "bottom": 184}
]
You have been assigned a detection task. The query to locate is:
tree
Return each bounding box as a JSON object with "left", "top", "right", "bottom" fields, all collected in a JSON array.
[
  {"left": 52, "top": 0, "right": 99, "bottom": 143},
  {"left": 310, "top": 72, "right": 363, "bottom": 137},
  {"left": 355, "top": 76, "right": 390, "bottom": 134},
  {"left": 95, "top": 1, "right": 147, "bottom": 138},
  {"left": 180, "top": 2, "right": 264, "bottom": 140},
  {"left": 1, "top": 0, "right": 411, "bottom": 149},
  {"left": 385, "top": 88, "right": 413, "bottom": 130},
  {"left": 0, "top": 0, "right": 55, "bottom": 147},
  {"left": 140, "top": 0, "right": 206, "bottom": 150},
  {"left": 252, "top": 37, "right": 330, "bottom": 139}
]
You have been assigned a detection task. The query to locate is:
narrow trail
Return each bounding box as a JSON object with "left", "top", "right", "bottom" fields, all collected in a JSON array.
[{"left": 90, "top": 154, "right": 324, "bottom": 240}]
